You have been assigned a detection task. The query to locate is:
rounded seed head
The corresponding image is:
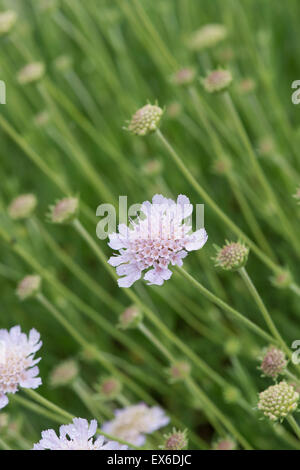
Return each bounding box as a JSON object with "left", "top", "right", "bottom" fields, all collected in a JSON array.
[
  {"left": 118, "top": 305, "right": 143, "bottom": 330},
  {"left": 127, "top": 104, "right": 163, "bottom": 136},
  {"left": 0, "top": 10, "right": 17, "bottom": 35},
  {"left": 237, "top": 78, "right": 256, "bottom": 95},
  {"left": 168, "top": 361, "right": 191, "bottom": 383},
  {"left": 260, "top": 346, "right": 287, "bottom": 379},
  {"left": 49, "top": 359, "right": 79, "bottom": 388},
  {"left": 202, "top": 69, "right": 232, "bottom": 93},
  {"left": 187, "top": 24, "right": 227, "bottom": 51},
  {"left": 162, "top": 428, "right": 188, "bottom": 450},
  {"left": 17, "top": 62, "right": 45, "bottom": 85},
  {"left": 214, "top": 241, "right": 249, "bottom": 271},
  {"left": 49, "top": 197, "right": 78, "bottom": 224},
  {"left": 16, "top": 275, "right": 41, "bottom": 301},
  {"left": 258, "top": 381, "right": 299, "bottom": 421},
  {"left": 212, "top": 156, "right": 232, "bottom": 175},
  {"left": 97, "top": 376, "right": 122, "bottom": 400},
  {"left": 8, "top": 194, "right": 37, "bottom": 220},
  {"left": 213, "top": 437, "right": 236, "bottom": 450},
  {"left": 172, "top": 68, "right": 196, "bottom": 86}
]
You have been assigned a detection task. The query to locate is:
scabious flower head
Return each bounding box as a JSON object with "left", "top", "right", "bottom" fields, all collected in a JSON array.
[
  {"left": 237, "top": 78, "right": 256, "bottom": 94},
  {"left": 172, "top": 68, "right": 196, "bottom": 86},
  {"left": 202, "top": 69, "right": 232, "bottom": 93},
  {"left": 214, "top": 241, "right": 249, "bottom": 271},
  {"left": 142, "top": 159, "right": 163, "bottom": 177},
  {"left": 212, "top": 437, "right": 236, "bottom": 450},
  {"left": 16, "top": 275, "right": 41, "bottom": 301},
  {"left": 48, "top": 197, "right": 78, "bottom": 224},
  {"left": 97, "top": 376, "right": 122, "bottom": 400},
  {"left": 108, "top": 194, "right": 208, "bottom": 288},
  {"left": 8, "top": 194, "right": 37, "bottom": 220},
  {"left": 162, "top": 428, "right": 188, "bottom": 450},
  {"left": 0, "top": 326, "right": 42, "bottom": 409},
  {"left": 212, "top": 156, "right": 232, "bottom": 175},
  {"left": 17, "top": 62, "right": 45, "bottom": 85},
  {"left": 187, "top": 24, "right": 227, "bottom": 51},
  {"left": 260, "top": 346, "right": 287, "bottom": 379},
  {"left": 33, "top": 418, "right": 127, "bottom": 450},
  {"left": 49, "top": 359, "right": 79, "bottom": 388},
  {"left": 168, "top": 361, "right": 191, "bottom": 383},
  {"left": 126, "top": 104, "right": 163, "bottom": 136},
  {"left": 0, "top": 10, "right": 17, "bottom": 35},
  {"left": 101, "top": 403, "right": 170, "bottom": 446},
  {"left": 258, "top": 381, "right": 299, "bottom": 421},
  {"left": 270, "top": 269, "right": 292, "bottom": 289},
  {"left": 118, "top": 305, "right": 143, "bottom": 330}
]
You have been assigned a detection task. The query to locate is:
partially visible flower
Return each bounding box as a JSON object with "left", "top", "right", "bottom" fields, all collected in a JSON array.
[
  {"left": 102, "top": 403, "right": 170, "bottom": 446},
  {"left": 167, "top": 361, "right": 191, "bottom": 383},
  {"left": 16, "top": 275, "right": 41, "bottom": 301},
  {"left": 172, "top": 68, "right": 196, "bottom": 86},
  {"left": 108, "top": 194, "right": 208, "bottom": 287},
  {"left": 237, "top": 78, "right": 256, "bottom": 95},
  {"left": 202, "top": 69, "right": 232, "bottom": 93},
  {"left": 166, "top": 102, "right": 182, "bottom": 119},
  {"left": 293, "top": 187, "right": 300, "bottom": 204},
  {"left": 17, "top": 62, "right": 45, "bottom": 85},
  {"left": 260, "top": 346, "right": 287, "bottom": 379},
  {"left": 126, "top": 104, "right": 163, "bottom": 136},
  {"left": 8, "top": 194, "right": 37, "bottom": 220},
  {"left": 212, "top": 156, "right": 232, "bottom": 175},
  {"left": 49, "top": 359, "right": 79, "bottom": 388},
  {"left": 33, "top": 418, "right": 127, "bottom": 450},
  {"left": 270, "top": 269, "right": 292, "bottom": 289},
  {"left": 118, "top": 306, "right": 142, "bottom": 330},
  {"left": 0, "top": 10, "right": 17, "bottom": 35},
  {"left": 142, "top": 159, "right": 162, "bottom": 177},
  {"left": 96, "top": 376, "right": 122, "bottom": 400},
  {"left": 48, "top": 197, "right": 78, "bottom": 224},
  {"left": 213, "top": 241, "right": 249, "bottom": 271},
  {"left": 0, "top": 326, "right": 42, "bottom": 409},
  {"left": 187, "top": 24, "right": 227, "bottom": 51},
  {"left": 212, "top": 437, "right": 236, "bottom": 450},
  {"left": 161, "top": 428, "right": 188, "bottom": 450},
  {"left": 258, "top": 381, "right": 299, "bottom": 421}
]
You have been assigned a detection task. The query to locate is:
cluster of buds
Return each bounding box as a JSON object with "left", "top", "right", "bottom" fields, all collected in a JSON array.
[
  {"left": 161, "top": 428, "right": 188, "bottom": 450},
  {"left": 258, "top": 381, "right": 299, "bottom": 421},
  {"left": 260, "top": 346, "right": 287, "bottom": 379},
  {"left": 118, "top": 305, "right": 143, "bottom": 330},
  {"left": 187, "top": 24, "right": 227, "bottom": 51},
  {"left": 16, "top": 275, "right": 41, "bottom": 301},
  {"left": 8, "top": 194, "right": 37, "bottom": 220},
  {"left": 48, "top": 197, "right": 78, "bottom": 224},
  {"left": 202, "top": 69, "right": 232, "bottom": 93},
  {"left": 213, "top": 241, "right": 249, "bottom": 271},
  {"left": 126, "top": 104, "right": 163, "bottom": 136},
  {"left": 49, "top": 359, "right": 79, "bottom": 388}
]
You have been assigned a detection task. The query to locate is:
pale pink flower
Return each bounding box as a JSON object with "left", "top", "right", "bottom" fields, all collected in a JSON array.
[
  {"left": 0, "top": 326, "right": 42, "bottom": 409},
  {"left": 108, "top": 194, "right": 207, "bottom": 287},
  {"left": 101, "top": 403, "right": 170, "bottom": 446},
  {"left": 33, "top": 418, "right": 127, "bottom": 450}
]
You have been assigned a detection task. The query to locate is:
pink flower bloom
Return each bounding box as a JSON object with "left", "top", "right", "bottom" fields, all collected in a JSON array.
[
  {"left": 108, "top": 194, "right": 207, "bottom": 287},
  {"left": 0, "top": 326, "right": 42, "bottom": 409},
  {"left": 34, "top": 418, "right": 127, "bottom": 450}
]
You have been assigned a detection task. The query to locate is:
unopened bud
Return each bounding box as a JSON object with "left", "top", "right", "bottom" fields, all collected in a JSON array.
[
  {"left": 48, "top": 197, "right": 78, "bottom": 224},
  {"left": 8, "top": 194, "right": 37, "bottom": 219},
  {"left": 258, "top": 381, "right": 299, "bottom": 421},
  {"left": 172, "top": 68, "right": 196, "bottom": 86},
  {"left": 126, "top": 104, "right": 163, "bottom": 136},
  {"left": 118, "top": 305, "right": 142, "bottom": 330},
  {"left": 16, "top": 275, "right": 41, "bottom": 301},
  {"left": 187, "top": 24, "right": 227, "bottom": 51},
  {"left": 17, "top": 62, "right": 45, "bottom": 85},
  {"left": 202, "top": 69, "right": 232, "bottom": 93},
  {"left": 260, "top": 346, "right": 287, "bottom": 379},
  {"left": 97, "top": 376, "right": 122, "bottom": 400},
  {"left": 214, "top": 241, "right": 249, "bottom": 271},
  {"left": 49, "top": 359, "right": 79, "bottom": 387},
  {"left": 168, "top": 361, "right": 191, "bottom": 383},
  {"left": 162, "top": 428, "right": 188, "bottom": 450}
]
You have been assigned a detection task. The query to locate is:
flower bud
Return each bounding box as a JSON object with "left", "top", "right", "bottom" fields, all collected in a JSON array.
[
  {"left": 214, "top": 241, "right": 249, "bottom": 271},
  {"left": 142, "top": 159, "right": 162, "bottom": 177},
  {"left": 118, "top": 305, "right": 142, "bottom": 330},
  {"left": 166, "top": 102, "right": 182, "bottom": 119},
  {"left": 17, "top": 62, "right": 45, "bottom": 85},
  {"left": 16, "top": 275, "right": 41, "bottom": 301},
  {"left": 237, "top": 78, "right": 256, "bottom": 95},
  {"left": 97, "top": 376, "right": 122, "bottom": 400},
  {"left": 162, "top": 428, "right": 188, "bottom": 450},
  {"left": 202, "top": 69, "right": 232, "bottom": 93},
  {"left": 224, "top": 337, "right": 241, "bottom": 356},
  {"left": 168, "top": 361, "right": 191, "bottom": 383},
  {"left": 270, "top": 269, "right": 292, "bottom": 289},
  {"left": 187, "top": 24, "right": 227, "bottom": 51},
  {"left": 172, "top": 68, "right": 196, "bottom": 86},
  {"left": 34, "top": 110, "right": 50, "bottom": 127},
  {"left": 260, "top": 346, "right": 287, "bottom": 379},
  {"left": 223, "top": 386, "right": 241, "bottom": 404},
  {"left": 212, "top": 437, "right": 236, "bottom": 450},
  {"left": 127, "top": 104, "right": 163, "bottom": 136},
  {"left": 8, "top": 194, "right": 37, "bottom": 219},
  {"left": 258, "top": 381, "right": 299, "bottom": 421},
  {"left": 48, "top": 197, "right": 78, "bottom": 224},
  {"left": 0, "top": 10, "right": 17, "bottom": 35},
  {"left": 49, "top": 359, "right": 79, "bottom": 387}
]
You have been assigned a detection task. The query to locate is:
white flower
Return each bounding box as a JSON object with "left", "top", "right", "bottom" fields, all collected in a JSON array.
[
  {"left": 102, "top": 403, "right": 170, "bottom": 446},
  {"left": 0, "top": 326, "right": 42, "bottom": 409},
  {"left": 33, "top": 418, "right": 127, "bottom": 450},
  {"left": 108, "top": 194, "right": 208, "bottom": 287}
]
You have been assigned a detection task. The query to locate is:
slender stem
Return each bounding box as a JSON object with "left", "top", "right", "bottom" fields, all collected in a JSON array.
[
  {"left": 177, "top": 266, "right": 275, "bottom": 344},
  {"left": 0, "top": 437, "right": 11, "bottom": 450},
  {"left": 287, "top": 415, "right": 300, "bottom": 440},
  {"left": 238, "top": 268, "right": 291, "bottom": 358}
]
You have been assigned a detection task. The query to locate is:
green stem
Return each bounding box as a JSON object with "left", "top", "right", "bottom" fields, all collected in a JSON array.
[{"left": 287, "top": 415, "right": 300, "bottom": 440}]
